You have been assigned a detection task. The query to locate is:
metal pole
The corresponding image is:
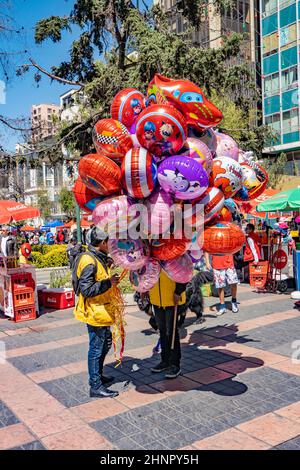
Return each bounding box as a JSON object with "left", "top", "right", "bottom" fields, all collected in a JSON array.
[{"left": 76, "top": 202, "right": 82, "bottom": 243}]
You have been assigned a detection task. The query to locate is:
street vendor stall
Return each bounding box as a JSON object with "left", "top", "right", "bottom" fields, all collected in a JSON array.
[
  {"left": 0, "top": 200, "right": 40, "bottom": 322},
  {"left": 256, "top": 186, "right": 300, "bottom": 292}
]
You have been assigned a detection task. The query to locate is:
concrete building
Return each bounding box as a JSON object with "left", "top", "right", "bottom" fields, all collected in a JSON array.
[
  {"left": 31, "top": 103, "right": 60, "bottom": 143},
  {"left": 260, "top": 0, "right": 300, "bottom": 172},
  {"left": 155, "top": 0, "right": 257, "bottom": 64}
]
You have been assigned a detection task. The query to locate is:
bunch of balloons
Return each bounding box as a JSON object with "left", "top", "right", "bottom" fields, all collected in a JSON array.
[{"left": 73, "top": 74, "right": 269, "bottom": 292}]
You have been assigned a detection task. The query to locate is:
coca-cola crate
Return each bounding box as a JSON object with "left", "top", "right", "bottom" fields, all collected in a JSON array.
[
  {"left": 14, "top": 304, "right": 36, "bottom": 323},
  {"left": 11, "top": 272, "right": 35, "bottom": 292},
  {"left": 249, "top": 261, "right": 269, "bottom": 289},
  {"left": 42, "top": 288, "right": 75, "bottom": 310},
  {"left": 13, "top": 288, "right": 35, "bottom": 308}
]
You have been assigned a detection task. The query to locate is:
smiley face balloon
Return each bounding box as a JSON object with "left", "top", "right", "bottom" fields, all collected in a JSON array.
[{"left": 210, "top": 157, "right": 243, "bottom": 199}]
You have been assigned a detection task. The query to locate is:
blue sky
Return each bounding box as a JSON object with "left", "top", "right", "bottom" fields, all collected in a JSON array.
[
  {"left": 1, "top": 0, "right": 79, "bottom": 150},
  {"left": 1, "top": 0, "right": 152, "bottom": 151}
]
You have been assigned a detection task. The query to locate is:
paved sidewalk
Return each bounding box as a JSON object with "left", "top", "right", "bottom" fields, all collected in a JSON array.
[{"left": 0, "top": 285, "right": 300, "bottom": 450}]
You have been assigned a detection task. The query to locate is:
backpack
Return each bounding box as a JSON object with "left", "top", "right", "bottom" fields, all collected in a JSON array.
[{"left": 72, "top": 251, "right": 108, "bottom": 297}]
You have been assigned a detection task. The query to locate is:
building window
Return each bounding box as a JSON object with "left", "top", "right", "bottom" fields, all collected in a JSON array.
[
  {"left": 280, "top": 23, "right": 297, "bottom": 50},
  {"left": 265, "top": 113, "right": 281, "bottom": 132},
  {"left": 263, "top": 31, "right": 278, "bottom": 57},
  {"left": 264, "top": 72, "right": 279, "bottom": 96},
  {"left": 262, "top": 0, "right": 277, "bottom": 16},
  {"left": 282, "top": 109, "right": 299, "bottom": 134},
  {"left": 281, "top": 66, "right": 298, "bottom": 91}
]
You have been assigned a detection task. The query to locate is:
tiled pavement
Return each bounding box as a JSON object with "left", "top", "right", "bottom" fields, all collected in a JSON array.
[{"left": 1, "top": 285, "right": 300, "bottom": 450}]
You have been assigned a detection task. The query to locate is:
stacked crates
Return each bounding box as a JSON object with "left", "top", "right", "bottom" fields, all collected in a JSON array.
[{"left": 11, "top": 272, "right": 36, "bottom": 322}]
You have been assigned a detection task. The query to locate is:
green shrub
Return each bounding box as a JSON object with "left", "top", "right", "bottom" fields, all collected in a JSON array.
[
  {"left": 31, "top": 246, "right": 69, "bottom": 268},
  {"left": 31, "top": 252, "right": 44, "bottom": 268},
  {"left": 42, "top": 247, "right": 69, "bottom": 268}
]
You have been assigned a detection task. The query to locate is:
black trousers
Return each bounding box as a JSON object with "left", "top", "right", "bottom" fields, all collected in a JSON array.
[{"left": 153, "top": 306, "right": 181, "bottom": 367}]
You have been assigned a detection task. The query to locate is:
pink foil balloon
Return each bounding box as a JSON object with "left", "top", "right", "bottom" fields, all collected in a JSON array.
[
  {"left": 215, "top": 131, "right": 239, "bottom": 161},
  {"left": 92, "top": 195, "right": 132, "bottom": 235},
  {"left": 129, "top": 259, "right": 161, "bottom": 293},
  {"left": 162, "top": 253, "right": 194, "bottom": 283},
  {"left": 143, "top": 188, "right": 174, "bottom": 236},
  {"left": 181, "top": 138, "right": 213, "bottom": 174},
  {"left": 108, "top": 238, "right": 150, "bottom": 270}
]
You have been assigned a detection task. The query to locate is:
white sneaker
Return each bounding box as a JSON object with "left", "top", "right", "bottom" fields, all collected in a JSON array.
[
  {"left": 232, "top": 302, "right": 239, "bottom": 313},
  {"left": 216, "top": 307, "right": 226, "bottom": 316}
]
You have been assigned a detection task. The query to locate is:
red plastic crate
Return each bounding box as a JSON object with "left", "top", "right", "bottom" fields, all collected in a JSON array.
[
  {"left": 42, "top": 289, "right": 75, "bottom": 310},
  {"left": 14, "top": 304, "right": 36, "bottom": 323},
  {"left": 11, "top": 273, "right": 35, "bottom": 292},
  {"left": 249, "top": 261, "right": 269, "bottom": 289},
  {"left": 13, "top": 288, "right": 35, "bottom": 308}
]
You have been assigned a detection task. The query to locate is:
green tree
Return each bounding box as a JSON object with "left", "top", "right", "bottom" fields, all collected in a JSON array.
[
  {"left": 14, "top": 1, "right": 270, "bottom": 161},
  {"left": 59, "top": 187, "right": 76, "bottom": 218},
  {"left": 36, "top": 189, "right": 53, "bottom": 219},
  {"left": 265, "top": 152, "right": 288, "bottom": 189}
]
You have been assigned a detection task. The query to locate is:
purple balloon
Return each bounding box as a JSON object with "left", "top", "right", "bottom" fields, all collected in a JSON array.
[{"left": 158, "top": 155, "right": 209, "bottom": 200}]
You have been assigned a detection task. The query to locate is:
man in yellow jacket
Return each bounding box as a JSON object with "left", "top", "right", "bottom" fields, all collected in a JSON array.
[
  {"left": 149, "top": 270, "right": 187, "bottom": 379},
  {"left": 73, "top": 227, "right": 120, "bottom": 398}
]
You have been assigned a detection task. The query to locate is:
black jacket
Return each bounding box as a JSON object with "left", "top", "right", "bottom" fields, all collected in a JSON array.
[
  {"left": 0, "top": 235, "right": 18, "bottom": 257},
  {"left": 73, "top": 246, "right": 112, "bottom": 299}
]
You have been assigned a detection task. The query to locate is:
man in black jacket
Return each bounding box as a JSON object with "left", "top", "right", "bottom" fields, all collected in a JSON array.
[{"left": 0, "top": 226, "right": 18, "bottom": 258}]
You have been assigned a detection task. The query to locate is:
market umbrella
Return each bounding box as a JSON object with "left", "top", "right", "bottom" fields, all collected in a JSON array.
[
  {"left": 239, "top": 189, "right": 280, "bottom": 219},
  {"left": 44, "top": 220, "right": 64, "bottom": 228},
  {"left": 257, "top": 187, "right": 300, "bottom": 212},
  {"left": 0, "top": 200, "right": 40, "bottom": 225},
  {"left": 20, "top": 224, "right": 36, "bottom": 232}
]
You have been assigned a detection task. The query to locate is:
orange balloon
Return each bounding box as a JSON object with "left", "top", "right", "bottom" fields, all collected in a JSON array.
[
  {"left": 93, "top": 118, "right": 133, "bottom": 163},
  {"left": 151, "top": 238, "right": 187, "bottom": 261},
  {"left": 78, "top": 154, "right": 122, "bottom": 196},
  {"left": 218, "top": 207, "right": 233, "bottom": 222},
  {"left": 202, "top": 222, "right": 245, "bottom": 255}
]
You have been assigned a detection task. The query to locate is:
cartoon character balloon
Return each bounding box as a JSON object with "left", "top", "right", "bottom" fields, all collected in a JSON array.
[
  {"left": 108, "top": 238, "right": 150, "bottom": 270},
  {"left": 72, "top": 177, "right": 104, "bottom": 213},
  {"left": 180, "top": 138, "right": 213, "bottom": 174},
  {"left": 210, "top": 157, "right": 243, "bottom": 199},
  {"left": 215, "top": 131, "right": 239, "bottom": 161},
  {"left": 161, "top": 253, "right": 194, "bottom": 283},
  {"left": 135, "top": 104, "right": 187, "bottom": 159},
  {"left": 110, "top": 88, "right": 145, "bottom": 133},
  {"left": 78, "top": 154, "right": 122, "bottom": 196},
  {"left": 147, "top": 74, "right": 223, "bottom": 130},
  {"left": 202, "top": 222, "right": 245, "bottom": 255},
  {"left": 234, "top": 161, "right": 268, "bottom": 201},
  {"left": 129, "top": 259, "right": 161, "bottom": 293},
  {"left": 158, "top": 155, "right": 209, "bottom": 200},
  {"left": 121, "top": 147, "right": 157, "bottom": 199},
  {"left": 93, "top": 118, "right": 133, "bottom": 163}
]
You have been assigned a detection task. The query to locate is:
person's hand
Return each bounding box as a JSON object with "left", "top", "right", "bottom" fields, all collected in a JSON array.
[
  {"left": 174, "top": 293, "right": 181, "bottom": 306},
  {"left": 110, "top": 274, "right": 120, "bottom": 286}
]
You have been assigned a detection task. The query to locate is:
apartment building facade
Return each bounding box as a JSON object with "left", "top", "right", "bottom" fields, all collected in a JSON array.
[{"left": 260, "top": 0, "right": 300, "bottom": 170}]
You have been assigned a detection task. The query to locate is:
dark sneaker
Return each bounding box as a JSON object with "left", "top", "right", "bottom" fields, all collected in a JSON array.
[
  {"left": 101, "top": 375, "right": 114, "bottom": 385},
  {"left": 165, "top": 366, "right": 181, "bottom": 379},
  {"left": 151, "top": 362, "right": 169, "bottom": 373},
  {"left": 90, "top": 386, "right": 119, "bottom": 398}
]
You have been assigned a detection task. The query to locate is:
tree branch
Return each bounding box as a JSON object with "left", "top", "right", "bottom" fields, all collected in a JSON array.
[
  {"left": 24, "top": 58, "right": 85, "bottom": 88},
  {"left": 0, "top": 115, "right": 37, "bottom": 132}
]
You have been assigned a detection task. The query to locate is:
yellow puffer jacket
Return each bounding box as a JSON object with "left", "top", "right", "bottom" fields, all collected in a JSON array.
[
  {"left": 74, "top": 253, "right": 116, "bottom": 327},
  {"left": 149, "top": 270, "right": 186, "bottom": 308}
]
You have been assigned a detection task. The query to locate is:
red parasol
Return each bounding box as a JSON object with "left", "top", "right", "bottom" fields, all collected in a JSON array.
[
  {"left": 239, "top": 189, "right": 280, "bottom": 219},
  {"left": 0, "top": 200, "right": 40, "bottom": 225}
]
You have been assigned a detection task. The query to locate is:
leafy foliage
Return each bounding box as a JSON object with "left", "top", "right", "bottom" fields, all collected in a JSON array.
[
  {"left": 265, "top": 153, "right": 288, "bottom": 189},
  {"left": 16, "top": 1, "right": 270, "bottom": 160},
  {"left": 59, "top": 188, "right": 76, "bottom": 217}
]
